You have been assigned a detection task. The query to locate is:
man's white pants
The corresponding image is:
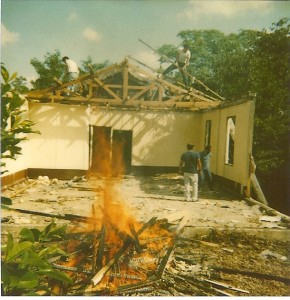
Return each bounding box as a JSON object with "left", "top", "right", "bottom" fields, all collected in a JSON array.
[
  {"left": 184, "top": 172, "right": 198, "bottom": 201},
  {"left": 68, "top": 72, "right": 79, "bottom": 93}
]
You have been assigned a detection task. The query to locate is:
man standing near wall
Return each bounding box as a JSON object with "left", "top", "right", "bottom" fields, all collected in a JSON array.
[
  {"left": 179, "top": 143, "right": 202, "bottom": 202},
  {"left": 199, "top": 145, "right": 214, "bottom": 192}
]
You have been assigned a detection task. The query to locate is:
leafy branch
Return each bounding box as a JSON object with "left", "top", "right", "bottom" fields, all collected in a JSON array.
[{"left": 1, "top": 64, "right": 40, "bottom": 174}]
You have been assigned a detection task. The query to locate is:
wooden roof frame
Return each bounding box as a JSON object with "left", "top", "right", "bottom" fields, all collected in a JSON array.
[{"left": 27, "top": 57, "right": 223, "bottom": 111}]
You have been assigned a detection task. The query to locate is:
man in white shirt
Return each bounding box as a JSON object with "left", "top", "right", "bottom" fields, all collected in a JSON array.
[
  {"left": 62, "top": 56, "right": 80, "bottom": 94},
  {"left": 162, "top": 41, "right": 191, "bottom": 87}
]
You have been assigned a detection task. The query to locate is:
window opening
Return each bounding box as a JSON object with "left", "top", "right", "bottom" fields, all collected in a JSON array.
[
  {"left": 225, "top": 116, "right": 235, "bottom": 165},
  {"left": 204, "top": 120, "right": 212, "bottom": 148}
]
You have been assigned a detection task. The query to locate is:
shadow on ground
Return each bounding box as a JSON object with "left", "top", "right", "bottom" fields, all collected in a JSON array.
[{"left": 135, "top": 173, "right": 241, "bottom": 201}]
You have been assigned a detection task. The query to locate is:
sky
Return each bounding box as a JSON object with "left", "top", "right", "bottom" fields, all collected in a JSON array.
[{"left": 1, "top": 0, "right": 289, "bottom": 84}]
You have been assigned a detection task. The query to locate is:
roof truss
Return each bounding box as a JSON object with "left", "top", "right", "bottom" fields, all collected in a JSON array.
[{"left": 27, "top": 57, "right": 223, "bottom": 111}]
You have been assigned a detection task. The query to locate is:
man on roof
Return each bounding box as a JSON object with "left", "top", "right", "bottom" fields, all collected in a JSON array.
[
  {"left": 62, "top": 56, "right": 80, "bottom": 94},
  {"left": 162, "top": 41, "right": 191, "bottom": 87}
]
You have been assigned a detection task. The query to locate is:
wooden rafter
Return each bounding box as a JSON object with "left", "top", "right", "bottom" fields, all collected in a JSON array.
[
  {"left": 122, "top": 64, "right": 129, "bottom": 100},
  {"left": 93, "top": 77, "right": 121, "bottom": 101},
  {"left": 27, "top": 57, "right": 222, "bottom": 111},
  {"left": 130, "top": 83, "right": 155, "bottom": 101}
]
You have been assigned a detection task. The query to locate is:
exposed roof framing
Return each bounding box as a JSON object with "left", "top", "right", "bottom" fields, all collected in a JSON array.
[{"left": 27, "top": 57, "right": 223, "bottom": 111}]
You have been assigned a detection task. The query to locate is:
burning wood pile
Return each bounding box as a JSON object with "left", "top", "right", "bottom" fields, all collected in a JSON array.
[
  {"left": 48, "top": 175, "right": 192, "bottom": 296},
  {"left": 2, "top": 147, "right": 289, "bottom": 296},
  {"left": 2, "top": 173, "right": 290, "bottom": 296}
]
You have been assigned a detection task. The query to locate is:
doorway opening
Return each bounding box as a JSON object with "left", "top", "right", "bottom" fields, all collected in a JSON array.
[
  {"left": 112, "top": 130, "right": 133, "bottom": 176},
  {"left": 90, "top": 126, "right": 133, "bottom": 176}
]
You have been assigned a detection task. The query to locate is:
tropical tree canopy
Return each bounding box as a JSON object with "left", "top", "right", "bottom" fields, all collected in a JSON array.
[
  {"left": 157, "top": 19, "right": 289, "bottom": 212},
  {"left": 30, "top": 50, "right": 109, "bottom": 90}
]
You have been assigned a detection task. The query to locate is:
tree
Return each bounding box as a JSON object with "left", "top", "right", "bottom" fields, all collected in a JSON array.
[
  {"left": 157, "top": 19, "right": 289, "bottom": 213},
  {"left": 1, "top": 64, "right": 40, "bottom": 175},
  {"left": 249, "top": 18, "right": 289, "bottom": 172},
  {"left": 249, "top": 19, "right": 290, "bottom": 213},
  {"left": 30, "top": 50, "right": 64, "bottom": 90},
  {"left": 80, "top": 56, "right": 109, "bottom": 74},
  {"left": 157, "top": 29, "right": 252, "bottom": 99},
  {"left": 30, "top": 51, "right": 110, "bottom": 90}
]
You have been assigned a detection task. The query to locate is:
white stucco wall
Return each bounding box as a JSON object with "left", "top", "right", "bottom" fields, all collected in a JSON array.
[
  {"left": 28, "top": 103, "right": 90, "bottom": 170},
  {"left": 27, "top": 104, "right": 201, "bottom": 170},
  {"left": 22, "top": 100, "right": 254, "bottom": 187},
  {"left": 199, "top": 100, "right": 255, "bottom": 186},
  {"left": 89, "top": 108, "right": 201, "bottom": 167}
]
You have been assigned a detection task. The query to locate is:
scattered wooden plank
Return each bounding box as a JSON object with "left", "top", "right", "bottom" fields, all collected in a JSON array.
[
  {"left": 245, "top": 197, "right": 290, "bottom": 223},
  {"left": 90, "top": 216, "right": 157, "bottom": 286},
  {"left": 4, "top": 207, "right": 91, "bottom": 223},
  {"left": 96, "top": 224, "right": 106, "bottom": 272},
  {"left": 213, "top": 287, "right": 234, "bottom": 296},
  {"left": 91, "top": 239, "right": 131, "bottom": 285},
  {"left": 52, "top": 263, "right": 92, "bottom": 275},
  {"left": 5, "top": 181, "right": 37, "bottom": 198},
  {"left": 157, "top": 213, "right": 190, "bottom": 277},
  {"left": 178, "top": 274, "right": 218, "bottom": 296},
  {"left": 199, "top": 241, "right": 220, "bottom": 248},
  {"left": 166, "top": 210, "right": 188, "bottom": 223},
  {"left": 250, "top": 173, "right": 268, "bottom": 205},
  {"left": 157, "top": 244, "right": 175, "bottom": 278},
  {"left": 211, "top": 266, "right": 290, "bottom": 284},
  {"left": 204, "top": 279, "right": 249, "bottom": 294},
  {"left": 129, "top": 222, "right": 142, "bottom": 253}
]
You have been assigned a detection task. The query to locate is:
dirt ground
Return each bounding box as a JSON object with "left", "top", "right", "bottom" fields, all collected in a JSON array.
[{"left": 1, "top": 173, "right": 290, "bottom": 296}]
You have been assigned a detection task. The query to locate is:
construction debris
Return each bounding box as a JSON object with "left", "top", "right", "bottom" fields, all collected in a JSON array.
[{"left": 1, "top": 174, "right": 290, "bottom": 296}]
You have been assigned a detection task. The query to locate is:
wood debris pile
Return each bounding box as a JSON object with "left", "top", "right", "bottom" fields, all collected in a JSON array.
[{"left": 45, "top": 214, "right": 290, "bottom": 296}]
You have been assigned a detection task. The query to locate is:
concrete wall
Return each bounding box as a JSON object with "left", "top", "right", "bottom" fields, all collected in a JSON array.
[
  {"left": 90, "top": 108, "right": 201, "bottom": 167},
  {"left": 27, "top": 104, "right": 200, "bottom": 170},
  {"left": 2, "top": 99, "right": 255, "bottom": 188},
  {"left": 28, "top": 103, "right": 90, "bottom": 170},
  {"left": 199, "top": 99, "right": 255, "bottom": 186}
]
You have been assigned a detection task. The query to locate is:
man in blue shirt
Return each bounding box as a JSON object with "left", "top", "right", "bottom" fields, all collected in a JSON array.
[
  {"left": 179, "top": 143, "right": 202, "bottom": 201},
  {"left": 199, "top": 145, "right": 214, "bottom": 191}
]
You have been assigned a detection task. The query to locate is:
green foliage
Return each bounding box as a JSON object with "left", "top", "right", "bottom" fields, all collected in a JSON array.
[
  {"left": 1, "top": 221, "right": 72, "bottom": 296},
  {"left": 157, "top": 19, "right": 289, "bottom": 173},
  {"left": 1, "top": 64, "right": 40, "bottom": 174},
  {"left": 1, "top": 196, "right": 12, "bottom": 206},
  {"left": 80, "top": 56, "right": 109, "bottom": 74},
  {"left": 157, "top": 44, "right": 179, "bottom": 64},
  {"left": 30, "top": 50, "right": 65, "bottom": 90},
  {"left": 11, "top": 76, "right": 30, "bottom": 94},
  {"left": 30, "top": 50, "right": 110, "bottom": 90},
  {"left": 157, "top": 19, "right": 289, "bottom": 211},
  {"left": 250, "top": 18, "right": 289, "bottom": 173},
  {"left": 159, "top": 29, "right": 255, "bottom": 100}
]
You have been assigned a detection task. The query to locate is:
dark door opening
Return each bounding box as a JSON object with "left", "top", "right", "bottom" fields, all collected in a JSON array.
[
  {"left": 90, "top": 126, "right": 133, "bottom": 176},
  {"left": 111, "top": 130, "right": 133, "bottom": 176},
  {"left": 90, "top": 126, "right": 112, "bottom": 175}
]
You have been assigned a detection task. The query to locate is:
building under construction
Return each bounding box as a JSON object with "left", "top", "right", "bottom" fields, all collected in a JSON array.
[
  {"left": 1, "top": 57, "right": 289, "bottom": 296},
  {"left": 3, "top": 56, "right": 254, "bottom": 194}
]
